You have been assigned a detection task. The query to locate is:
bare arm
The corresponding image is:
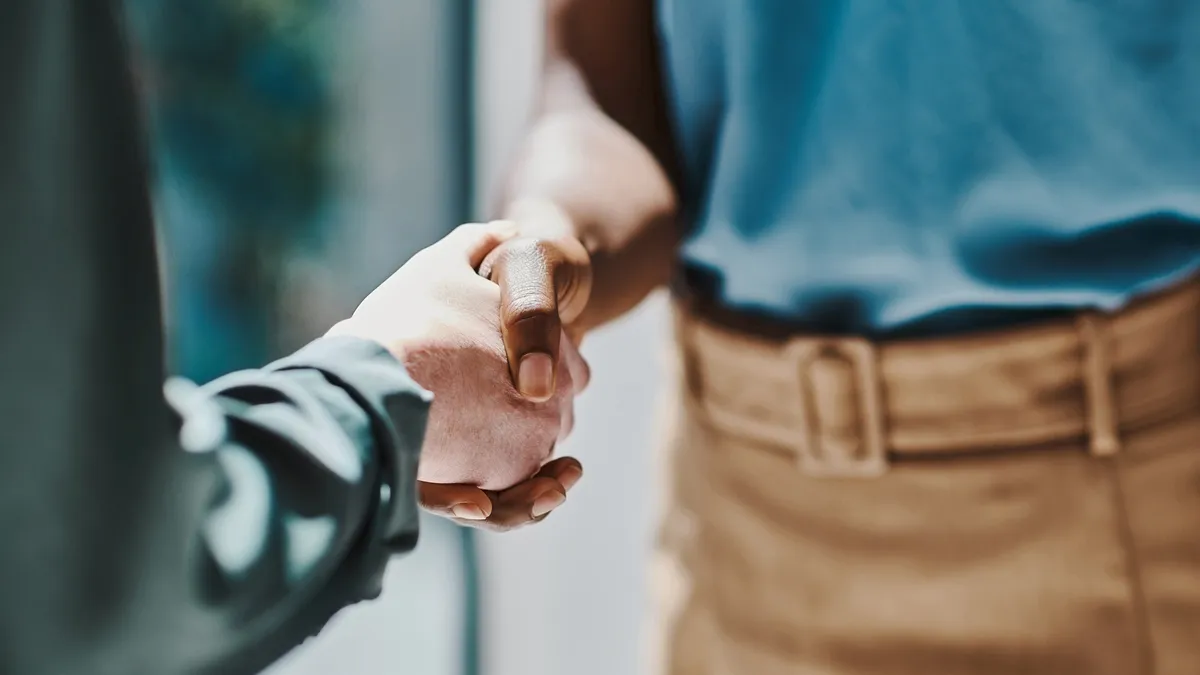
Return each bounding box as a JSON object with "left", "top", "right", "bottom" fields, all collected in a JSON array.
[
  {"left": 479, "top": 0, "right": 683, "bottom": 401},
  {"left": 495, "top": 0, "right": 682, "bottom": 336},
  {"left": 0, "top": 5, "right": 442, "bottom": 673}
]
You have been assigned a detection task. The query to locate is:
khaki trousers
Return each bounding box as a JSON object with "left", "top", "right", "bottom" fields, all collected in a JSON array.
[{"left": 652, "top": 282, "right": 1200, "bottom": 675}]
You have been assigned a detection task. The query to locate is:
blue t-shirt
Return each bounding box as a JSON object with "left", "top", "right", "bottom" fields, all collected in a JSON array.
[{"left": 658, "top": 0, "right": 1200, "bottom": 335}]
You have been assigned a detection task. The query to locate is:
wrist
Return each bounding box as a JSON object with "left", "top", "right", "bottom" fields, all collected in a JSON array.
[{"left": 326, "top": 318, "right": 411, "bottom": 366}]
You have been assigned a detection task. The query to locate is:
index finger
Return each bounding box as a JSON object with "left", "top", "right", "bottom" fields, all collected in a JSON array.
[{"left": 418, "top": 482, "right": 493, "bottom": 521}]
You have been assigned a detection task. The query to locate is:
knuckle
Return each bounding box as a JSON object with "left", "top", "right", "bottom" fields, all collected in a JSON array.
[
  {"left": 497, "top": 238, "right": 561, "bottom": 274},
  {"left": 506, "top": 301, "right": 557, "bottom": 327},
  {"left": 503, "top": 236, "right": 554, "bottom": 259},
  {"left": 494, "top": 241, "right": 560, "bottom": 301}
]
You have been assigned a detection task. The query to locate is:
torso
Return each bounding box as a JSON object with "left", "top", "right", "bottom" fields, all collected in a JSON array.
[{"left": 658, "top": 0, "right": 1200, "bottom": 336}]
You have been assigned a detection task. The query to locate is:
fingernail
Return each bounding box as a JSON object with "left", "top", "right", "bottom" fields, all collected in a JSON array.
[
  {"left": 452, "top": 503, "right": 486, "bottom": 520},
  {"left": 531, "top": 491, "right": 566, "bottom": 518},
  {"left": 518, "top": 353, "right": 555, "bottom": 401},
  {"left": 559, "top": 466, "right": 583, "bottom": 492}
]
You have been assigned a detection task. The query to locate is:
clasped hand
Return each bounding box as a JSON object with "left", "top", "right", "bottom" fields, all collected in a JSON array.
[{"left": 330, "top": 221, "right": 592, "bottom": 531}]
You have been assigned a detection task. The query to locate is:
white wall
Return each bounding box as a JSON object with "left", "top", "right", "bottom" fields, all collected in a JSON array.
[{"left": 473, "top": 4, "right": 669, "bottom": 675}]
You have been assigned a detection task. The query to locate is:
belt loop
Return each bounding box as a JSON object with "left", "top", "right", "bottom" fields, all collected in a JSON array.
[
  {"left": 673, "top": 305, "right": 705, "bottom": 402},
  {"left": 1077, "top": 313, "right": 1120, "bottom": 457},
  {"left": 785, "top": 338, "right": 888, "bottom": 478}
]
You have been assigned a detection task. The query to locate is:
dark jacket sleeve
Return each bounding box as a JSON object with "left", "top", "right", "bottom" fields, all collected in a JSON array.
[{"left": 0, "top": 3, "right": 427, "bottom": 675}]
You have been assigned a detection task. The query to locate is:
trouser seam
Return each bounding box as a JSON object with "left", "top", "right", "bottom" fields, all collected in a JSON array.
[{"left": 1107, "top": 457, "right": 1156, "bottom": 675}]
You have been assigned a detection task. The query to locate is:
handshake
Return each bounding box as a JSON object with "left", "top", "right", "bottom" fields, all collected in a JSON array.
[{"left": 329, "top": 218, "right": 594, "bottom": 532}]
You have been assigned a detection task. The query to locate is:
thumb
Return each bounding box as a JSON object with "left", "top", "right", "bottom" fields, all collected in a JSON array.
[
  {"left": 483, "top": 236, "right": 591, "bottom": 402},
  {"left": 485, "top": 238, "right": 563, "bottom": 402}
]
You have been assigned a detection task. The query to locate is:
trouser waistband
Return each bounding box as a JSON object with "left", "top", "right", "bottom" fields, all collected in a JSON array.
[{"left": 675, "top": 280, "right": 1200, "bottom": 477}]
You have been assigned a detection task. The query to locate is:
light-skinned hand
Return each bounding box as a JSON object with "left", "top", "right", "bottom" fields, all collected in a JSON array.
[{"left": 329, "top": 222, "right": 590, "bottom": 531}]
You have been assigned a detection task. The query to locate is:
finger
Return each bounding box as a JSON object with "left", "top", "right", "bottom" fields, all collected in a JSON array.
[
  {"left": 446, "top": 458, "right": 584, "bottom": 532},
  {"left": 479, "top": 476, "right": 566, "bottom": 530},
  {"left": 435, "top": 221, "right": 519, "bottom": 269},
  {"left": 487, "top": 457, "right": 584, "bottom": 528},
  {"left": 536, "top": 456, "right": 584, "bottom": 493},
  {"left": 487, "top": 238, "right": 564, "bottom": 402},
  {"left": 559, "top": 396, "right": 576, "bottom": 442},
  {"left": 418, "top": 481, "right": 494, "bottom": 521},
  {"left": 559, "top": 328, "right": 591, "bottom": 394}
]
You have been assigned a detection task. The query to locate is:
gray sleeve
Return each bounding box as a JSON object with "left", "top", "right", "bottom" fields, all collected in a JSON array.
[
  {"left": 164, "top": 336, "right": 429, "bottom": 675},
  {"left": 0, "top": 2, "right": 429, "bottom": 674}
]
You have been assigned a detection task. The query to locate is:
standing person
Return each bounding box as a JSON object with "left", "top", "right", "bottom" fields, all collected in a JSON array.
[
  {"left": 480, "top": 1, "right": 1200, "bottom": 673},
  {"left": 0, "top": 3, "right": 584, "bottom": 674}
]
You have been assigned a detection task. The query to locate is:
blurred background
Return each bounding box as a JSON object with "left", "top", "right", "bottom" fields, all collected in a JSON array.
[{"left": 124, "top": 1, "right": 667, "bottom": 674}]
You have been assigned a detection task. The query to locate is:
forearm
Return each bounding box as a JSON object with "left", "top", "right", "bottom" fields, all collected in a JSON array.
[
  {"left": 0, "top": 4, "right": 424, "bottom": 672},
  {"left": 498, "top": 0, "right": 682, "bottom": 332},
  {"left": 173, "top": 336, "right": 428, "bottom": 674},
  {"left": 501, "top": 116, "right": 679, "bottom": 332}
]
